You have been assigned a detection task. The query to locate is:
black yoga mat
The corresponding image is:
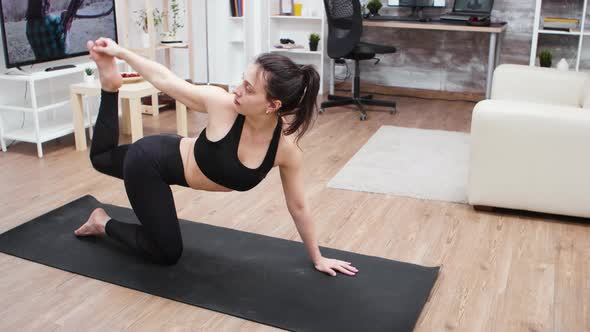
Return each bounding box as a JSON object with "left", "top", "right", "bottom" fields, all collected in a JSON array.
[{"left": 0, "top": 195, "right": 439, "bottom": 332}]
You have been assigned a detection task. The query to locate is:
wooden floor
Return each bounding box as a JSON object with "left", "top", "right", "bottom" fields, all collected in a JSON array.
[{"left": 1, "top": 95, "right": 589, "bottom": 331}]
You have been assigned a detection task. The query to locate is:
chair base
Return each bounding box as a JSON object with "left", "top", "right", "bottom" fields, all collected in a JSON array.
[{"left": 320, "top": 94, "right": 397, "bottom": 121}]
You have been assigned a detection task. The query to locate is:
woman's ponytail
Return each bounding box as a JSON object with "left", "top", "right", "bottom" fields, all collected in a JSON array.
[{"left": 255, "top": 53, "right": 321, "bottom": 143}]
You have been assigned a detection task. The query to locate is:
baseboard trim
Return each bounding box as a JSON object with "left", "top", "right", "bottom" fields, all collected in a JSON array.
[{"left": 334, "top": 81, "right": 485, "bottom": 102}]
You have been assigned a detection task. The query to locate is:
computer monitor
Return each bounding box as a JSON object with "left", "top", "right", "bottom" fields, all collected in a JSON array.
[
  {"left": 0, "top": 0, "right": 118, "bottom": 69},
  {"left": 387, "top": 0, "right": 445, "bottom": 20},
  {"left": 387, "top": 0, "right": 445, "bottom": 8},
  {"left": 452, "top": 0, "right": 493, "bottom": 15}
]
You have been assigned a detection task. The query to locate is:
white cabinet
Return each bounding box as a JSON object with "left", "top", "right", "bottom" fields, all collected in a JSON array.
[{"left": 530, "top": 0, "right": 590, "bottom": 71}]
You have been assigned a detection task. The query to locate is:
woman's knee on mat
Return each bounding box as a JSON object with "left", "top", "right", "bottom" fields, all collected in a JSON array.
[{"left": 157, "top": 242, "right": 183, "bottom": 265}]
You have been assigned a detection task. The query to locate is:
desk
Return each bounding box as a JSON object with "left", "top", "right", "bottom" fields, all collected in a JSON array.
[
  {"left": 330, "top": 20, "right": 507, "bottom": 99},
  {"left": 70, "top": 80, "right": 188, "bottom": 151}
]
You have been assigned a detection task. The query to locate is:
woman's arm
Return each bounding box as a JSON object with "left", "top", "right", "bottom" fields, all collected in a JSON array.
[
  {"left": 279, "top": 146, "right": 358, "bottom": 276},
  {"left": 92, "top": 37, "right": 227, "bottom": 113}
]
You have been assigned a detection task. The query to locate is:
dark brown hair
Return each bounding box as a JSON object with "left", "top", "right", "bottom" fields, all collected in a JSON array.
[
  {"left": 26, "top": 0, "right": 49, "bottom": 20},
  {"left": 255, "top": 53, "right": 320, "bottom": 142}
]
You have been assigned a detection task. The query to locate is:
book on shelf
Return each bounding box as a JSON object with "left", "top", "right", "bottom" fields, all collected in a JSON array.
[
  {"left": 544, "top": 17, "right": 579, "bottom": 24},
  {"left": 229, "top": 0, "right": 243, "bottom": 17},
  {"left": 542, "top": 17, "right": 579, "bottom": 31}
]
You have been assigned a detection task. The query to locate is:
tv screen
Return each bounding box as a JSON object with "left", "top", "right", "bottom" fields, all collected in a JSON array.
[{"left": 0, "top": 0, "right": 117, "bottom": 68}]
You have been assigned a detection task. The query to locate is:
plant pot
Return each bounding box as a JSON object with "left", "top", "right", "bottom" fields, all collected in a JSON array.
[
  {"left": 540, "top": 60, "right": 552, "bottom": 68},
  {"left": 141, "top": 33, "right": 150, "bottom": 48},
  {"left": 161, "top": 32, "right": 181, "bottom": 43},
  {"left": 83, "top": 74, "right": 94, "bottom": 83},
  {"left": 368, "top": 9, "right": 380, "bottom": 16},
  {"left": 309, "top": 41, "right": 319, "bottom": 52}
]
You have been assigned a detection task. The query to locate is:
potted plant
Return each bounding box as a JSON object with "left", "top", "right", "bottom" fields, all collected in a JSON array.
[
  {"left": 366, "top": 0, "right": 382, "bottom": 16},
  {"left": 539, "top": 50, "right": 552, "bottom": 68},
  {"left": 161, "top": 0, "right": 184, "bottom": 43},
  {"left": 134, "top": 8, "right": 163, "bottom": 47},
  {"left": 83, "top": 67, "right": 94, "bottom": 83},
  {"left": 309, "top": 33, "right": 320, "bottom": 52}
]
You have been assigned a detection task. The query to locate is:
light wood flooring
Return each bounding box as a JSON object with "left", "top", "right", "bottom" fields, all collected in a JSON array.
[{"left": 0, "top": 95, "right": 588, "bottom": 331}]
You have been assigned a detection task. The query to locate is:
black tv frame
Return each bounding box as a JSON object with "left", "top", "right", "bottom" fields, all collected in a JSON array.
[{"left": 0, "top": 0, "right": 118, "bottom": 69}]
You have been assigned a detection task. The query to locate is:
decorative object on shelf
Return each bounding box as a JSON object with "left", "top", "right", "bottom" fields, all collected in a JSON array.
[
  {"left": 280, "top": 0, "right": 294, "bottom": 15},
  {"left": 134, "top": 8, "right": 164, "bottom": 47},
  {"left": 274, "top": 43, "right": 304, "bottom": 50},
  {"left": 121, "top": 72, "right": 144, "bottom": 84},
  {"left": 294, "top": 3, "right": 303, "bottom": 16},
  {"left": 366, "top": 0, "right": 383, "bottom": 16},
  {"left": 83, "top": 67, "right": 95, "bottom": 83},
  {"left": 556, "top": 58, "right": 569, "bottom": 71},
  {"left": 162, "top": 0, "right": 184, "bottom": 43},
  {"left": 309, "top": 33, "right": 320, "bottom": 52},
  {"left": 539, "top": 50, "right": 552, "bottom": 68},
  {"left": 274, "top": 38, "right": 303, "bottom": 49}
]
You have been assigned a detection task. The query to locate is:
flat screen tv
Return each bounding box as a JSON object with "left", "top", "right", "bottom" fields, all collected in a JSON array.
[{"left": 0, "top": 0, "right": 117, "bottom": 68}]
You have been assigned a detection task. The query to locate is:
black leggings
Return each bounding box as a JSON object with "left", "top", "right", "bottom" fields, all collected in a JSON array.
[{"left": 90, "top": 90, "right": 189, "bottom": 265}]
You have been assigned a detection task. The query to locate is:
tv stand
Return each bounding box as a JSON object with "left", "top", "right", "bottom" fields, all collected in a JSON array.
[{"left": 45, "top": 64, "right": 77, "bottom": 72}]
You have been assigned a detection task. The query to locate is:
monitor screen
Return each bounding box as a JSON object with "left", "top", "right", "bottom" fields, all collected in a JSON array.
[
  {"left": 453, "top": 0, "right": 493, "bottom": 14},
  {"left": 0, "top": 0, "right": 117, "bottom": 68},
  {"left": 388, "top": 0, "right": 445, "bottom": 8}
]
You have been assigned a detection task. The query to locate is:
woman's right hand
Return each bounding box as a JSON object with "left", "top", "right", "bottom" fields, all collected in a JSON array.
[{"left": 92, "top": 37, "right": 125, "bottom": 58}]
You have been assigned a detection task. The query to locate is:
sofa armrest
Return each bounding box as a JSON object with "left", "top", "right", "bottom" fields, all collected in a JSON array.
[
  {"left": 468, "top": 100, "right": 590, "bottom": 218},
  {"left": 491, "top": 64, "right": 589, "bottom": 108}
]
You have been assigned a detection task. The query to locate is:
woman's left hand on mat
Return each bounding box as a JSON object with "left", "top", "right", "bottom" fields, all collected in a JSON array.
[{"left": 314, "top": 257, "right": 358, "bottom": 277}]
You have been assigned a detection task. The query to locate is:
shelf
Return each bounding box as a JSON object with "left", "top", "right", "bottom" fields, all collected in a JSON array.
[
  {"left": 538, "top": 29, "right": 581, "bottom": 36},
  {"left": 270, "top": 48, "right": 322, "bottom": 55},
  {"left": 129, "top": 43, "right": 189, "bottom": 54},
  {"left": 270, "top": 15, "right": 322, "bottom": 21},
  {"left": 0, "top": 59, "right": 125, "bottom": 81},
  {"left": 229, "top": 16, "right": 244, "bottom": 20},
  {"left": 0, "top": 95, "right": 71, "bottom": 113},
  {"left": 230, "top": 40, "right": 245, "bottom": 43},
  {"left": 3, "top": 112, "right": 97, "bottom": 144}
]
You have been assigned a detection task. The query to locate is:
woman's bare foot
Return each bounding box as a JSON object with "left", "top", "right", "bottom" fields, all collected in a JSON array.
[
  {"left": 86, "top": 40, "right": 122, "bottom": 92},
  {"left": 74, "top": 208, "right": 111, "bottom": 236}
]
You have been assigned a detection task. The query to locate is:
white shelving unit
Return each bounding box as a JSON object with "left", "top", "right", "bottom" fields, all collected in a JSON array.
[
  {"left": 0, "top": 59, "right": 126, "bottom": 158},
  {"left": 117, "top": 0, "right": 194, "bottom": 116},
  {"left": 267, "top": 0, "right": 326, "bottom": 94},
  {"left": 530, "top": 0, "right": 589, "bottom": 71},
  {"left": 206, "top": 0, "right": 256, "bottom": 89},
  {"left": 0, "top": 64, "right": 102, "bottom": 158}
]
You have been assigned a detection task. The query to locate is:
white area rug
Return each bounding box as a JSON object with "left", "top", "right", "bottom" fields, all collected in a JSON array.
[{"left": 327, "top": 126, "right": 470, "bottom": 203}]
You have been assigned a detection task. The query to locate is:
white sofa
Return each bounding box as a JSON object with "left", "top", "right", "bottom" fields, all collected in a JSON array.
[{"left": 468, "top": 64, "right": 590, "bottom": 218}]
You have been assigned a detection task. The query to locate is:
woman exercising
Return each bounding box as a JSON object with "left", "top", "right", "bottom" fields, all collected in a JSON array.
[{"left": 74, "top": 37, "right": 358, "bottom": 277}]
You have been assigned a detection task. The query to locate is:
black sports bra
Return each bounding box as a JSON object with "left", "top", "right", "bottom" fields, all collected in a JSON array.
[{"left": 194, "top": 114, "right": 282, "bottom": 191}]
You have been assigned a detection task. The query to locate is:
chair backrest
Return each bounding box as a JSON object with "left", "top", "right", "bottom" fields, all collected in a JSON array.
[{"left": 322, "top": 0, "right": 362, "bottom": 59}]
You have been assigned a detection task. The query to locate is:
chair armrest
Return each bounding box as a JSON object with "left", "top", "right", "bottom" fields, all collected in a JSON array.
[
  {"left": 468, "top": 100, "right": 590, "bottom": 217},
  {"left": 491, "top": 64, "right": 589, "bottom": 107}
]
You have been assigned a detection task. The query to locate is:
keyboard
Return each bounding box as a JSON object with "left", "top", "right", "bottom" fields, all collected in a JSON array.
[
  {"left": 440, "top": 14, "right": 470, "bottom": 21},
  {"left": 365, "top": 15, "right": 419, "bottom": 22}
]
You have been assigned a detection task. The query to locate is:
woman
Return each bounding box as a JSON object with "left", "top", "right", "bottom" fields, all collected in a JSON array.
[
  {"left": 26, "top": 0, "right": 84, "bottom": 60},
  {"left": 74, "top": 38, "right": 358, "bottom": 277}
]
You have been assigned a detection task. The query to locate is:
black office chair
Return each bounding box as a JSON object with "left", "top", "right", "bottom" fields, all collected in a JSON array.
[{"left": 321, "top": 0, "right": 397, "bottom": 120}]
